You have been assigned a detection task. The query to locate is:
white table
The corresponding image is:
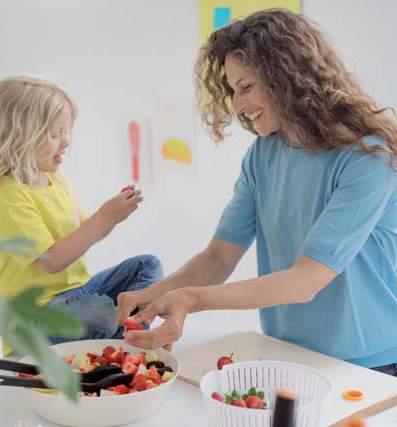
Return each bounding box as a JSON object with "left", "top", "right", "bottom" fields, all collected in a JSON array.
[{"left": 1, "top": 310, "right": 397, "bottom": 426}]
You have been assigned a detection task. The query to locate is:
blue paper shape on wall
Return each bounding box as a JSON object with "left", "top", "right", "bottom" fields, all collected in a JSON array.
[{"left": 213, "top": 7, "right": 231, "bottom": 30}]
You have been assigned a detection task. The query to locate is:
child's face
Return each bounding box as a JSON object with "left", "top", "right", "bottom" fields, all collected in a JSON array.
[{"left": 37, "top": 103, "right": 73, "bottom": 174}]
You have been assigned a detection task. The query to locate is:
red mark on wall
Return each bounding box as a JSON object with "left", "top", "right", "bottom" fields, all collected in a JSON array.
[{"left": 128, "top": 121, "right": 140, "bottom": 182}]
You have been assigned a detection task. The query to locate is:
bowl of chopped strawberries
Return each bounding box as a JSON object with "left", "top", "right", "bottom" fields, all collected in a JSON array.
[{"left": 19, "top": 339, "right": 179, "bottom": 427}]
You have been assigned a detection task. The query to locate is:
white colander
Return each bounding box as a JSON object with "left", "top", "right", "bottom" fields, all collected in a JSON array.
[{"left": 200, "top": 360, "right": 332, "bottom": 427}]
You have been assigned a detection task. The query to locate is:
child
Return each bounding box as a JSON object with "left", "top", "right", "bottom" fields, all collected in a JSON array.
[{"left": 0, "top": 76, "right": 163, "bottom": 345}]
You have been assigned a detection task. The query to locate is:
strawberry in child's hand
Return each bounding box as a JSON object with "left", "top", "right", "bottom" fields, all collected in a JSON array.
[
  {"left": 217, "top": 354, "right": 234, "bottom": 370},
  {"left": 121, "top": 185, "right": 136, "bottom": 199},
  {"left": 124, "top": 316, "right": 144, "bottom": 331}
]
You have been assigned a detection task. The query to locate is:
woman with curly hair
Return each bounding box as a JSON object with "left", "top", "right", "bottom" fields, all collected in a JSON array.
[{"left": 118, "top": 9, "right": 397, "bottom": 374}]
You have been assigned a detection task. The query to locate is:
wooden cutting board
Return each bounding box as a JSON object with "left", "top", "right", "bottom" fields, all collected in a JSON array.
[{"left": 175, "top": 331, "right": 397, "bottom": 426}]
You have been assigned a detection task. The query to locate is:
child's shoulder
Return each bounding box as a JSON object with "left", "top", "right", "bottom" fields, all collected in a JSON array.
[{"left": 0, "top": 176, "right": 34, "bottom": 206}]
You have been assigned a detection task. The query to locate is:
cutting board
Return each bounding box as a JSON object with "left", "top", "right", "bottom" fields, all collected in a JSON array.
[{"left": 175, "top": 331, "right": 397, "bottom": 426}]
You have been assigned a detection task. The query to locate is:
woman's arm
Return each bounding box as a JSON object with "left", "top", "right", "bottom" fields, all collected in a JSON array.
[
  {"left": 116, "top": 238, "right": 247, "bottom": 322},
  {"left": 188, "top": 255, "right": 337, "bottom": 311},
  {"left": 124, "top": 255, "right": 336, "bottom": 349}
]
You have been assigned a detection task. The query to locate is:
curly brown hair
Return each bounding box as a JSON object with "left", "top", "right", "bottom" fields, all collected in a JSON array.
[{"left": 195, "top": 9, "right": 397, "bottom": 160}]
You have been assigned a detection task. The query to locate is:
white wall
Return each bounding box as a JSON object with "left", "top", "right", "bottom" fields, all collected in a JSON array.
[{"left": 1, "top": 0, "right": 396, "bottom": 285}]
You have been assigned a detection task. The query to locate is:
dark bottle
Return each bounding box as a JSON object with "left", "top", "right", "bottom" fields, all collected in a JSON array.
[{"left": 272, "top": 390, "right": 296, "bottom": 427}]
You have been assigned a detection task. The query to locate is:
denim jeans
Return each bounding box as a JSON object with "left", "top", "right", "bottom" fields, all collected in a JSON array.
[
  {"left": 371, "top": 363, "right": 397, "bottom": 377},
  {"left": 47, "top": 255, "right": 163, "bottom": 344}
]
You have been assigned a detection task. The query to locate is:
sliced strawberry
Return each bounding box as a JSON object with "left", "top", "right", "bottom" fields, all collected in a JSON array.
[
  {"left": 124, "top": 317, "right": 144, "bottom": 331},
  {"left": 102, "top": 346, "right": 116, "bottom": 358},
  {"left": 136, "top": 352, "right": 147, "bottom": 366},
  {"left": 147, "top": 365, "right": 161, "bottom": 382},
  {"left": 113, "top": 384, "right": 130, "bottom": 394},
  {"left": 95, "top": 356, "right": 109, "bottom": 365},
  {"left": 109, "top": 348, "right": 124, "bottom": 364},
  {"left": 122, "top": 360, "right": 138, "bottom": 376},
  {"left": 132, "top": 374, "right": 148, "bottom": 391},
  {"left": 87, "top": 352, "right": 98, "bottom": 363}
]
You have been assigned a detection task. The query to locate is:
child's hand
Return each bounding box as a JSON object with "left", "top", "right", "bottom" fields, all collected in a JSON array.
[{"left": 96, "top": 186, "right": 143, "bottom": 227}]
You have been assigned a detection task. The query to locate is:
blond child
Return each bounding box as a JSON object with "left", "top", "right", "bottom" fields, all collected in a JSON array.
[{"left": 0, "top": 76, "right": 163, "bottom": 345}]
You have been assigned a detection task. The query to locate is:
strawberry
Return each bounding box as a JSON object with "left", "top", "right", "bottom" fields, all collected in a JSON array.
[
  {"left": 245, "top": 395, "right": 265, "bottom": 409},
  {"left": 109, "top": 348, "right": 124, "bottom": 364},
  {"left": 217, "top": 354, "right": 234, "bottom": 370},
  {"left": 102, "top": 346, "right": 116, "bottom": 358},
  {"left": 147, "top": 365, "right": 161, "bottom": 383},
  {"left": 211, "top": 392, "right": 225, "bottom": 403},
  {"left": 231, "top": 399, "right": 247, "bottom": 408},
  {"left": 122, "top": 358, "right": 138, "bottom": 375},
  {"left": 124, "top": 317, "right": 144, "bottom": 331},
  {"left": 132, "top": 374, "right": 147, "bottom": 391},
  {"left": 95, "top": 356, "right": 108, "bottom": 365},
  {"left": 113, "top": 384, "right": 130, "bottom": 394}
]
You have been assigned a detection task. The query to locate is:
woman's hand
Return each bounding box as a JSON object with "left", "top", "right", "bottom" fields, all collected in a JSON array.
[{"left": 121, "top": 289, "right": 194, "bottom": 349}]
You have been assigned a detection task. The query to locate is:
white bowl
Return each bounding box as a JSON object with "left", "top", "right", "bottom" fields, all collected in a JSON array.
[{"left": 19, "top": 339, "right": 180, "bottom": 427}]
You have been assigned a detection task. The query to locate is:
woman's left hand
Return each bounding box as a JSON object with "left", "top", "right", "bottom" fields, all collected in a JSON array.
[{"left": 123, "top": 289, "right": 193, "bottom": 349}]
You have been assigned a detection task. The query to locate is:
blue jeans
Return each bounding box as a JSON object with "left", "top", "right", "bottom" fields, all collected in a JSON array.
[
  {"left": 371, "top": 363, "right": 397, "bottom": 377},
  {"left": 47, "top": 255, "right": 163, "bottom": 344}
]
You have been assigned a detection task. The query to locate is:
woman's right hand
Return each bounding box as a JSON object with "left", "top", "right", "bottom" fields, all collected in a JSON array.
[
  {"left": 119, "top": 288, "right": 194, "bottom": 349},
  {"left": 96, "top": 186, "right": 143, "bottom": 228}
]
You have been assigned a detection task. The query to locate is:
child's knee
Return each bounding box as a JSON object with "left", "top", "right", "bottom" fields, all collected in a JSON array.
[
  {"left": 142, "top": 254, "right": 164, "bottom": 277},
  {"left": 65, "top": 294, "right": 119, "bottom": 338}
]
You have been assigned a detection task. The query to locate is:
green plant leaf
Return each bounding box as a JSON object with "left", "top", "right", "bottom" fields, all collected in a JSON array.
[
  {"left": 5, "top": 320, "right": 81, "bottom": 401},
  {"left": 257, "top": 391, "right": 265, "bottom": 399},
  {"left": 0, "top": 237, "right": 40, "bottom": 257},
  {"left": 1, "top": 288, "right": 85, "bottom": 401},
  {"left": 248, "top": 387, "right": 257, "bottom": 396},
  {"left": 10, "top": 288, "right": 86, "bottom": 337}
]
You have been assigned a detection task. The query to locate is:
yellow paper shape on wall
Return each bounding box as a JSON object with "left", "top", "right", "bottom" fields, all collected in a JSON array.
[
  {"left": 200, "top": 0, "right": 301, "bottom": 43},
  {"left": 161, "top": 138, "right": 192, "bottom": 164}
]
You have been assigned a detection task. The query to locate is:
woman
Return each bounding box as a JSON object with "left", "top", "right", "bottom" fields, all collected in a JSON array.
[{"left": 117, "top": 9, "right": 397, "bottom": 374}]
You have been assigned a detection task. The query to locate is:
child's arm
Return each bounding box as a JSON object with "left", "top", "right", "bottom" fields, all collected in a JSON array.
[{"left": 36, "top": 188, "right": 142, "bottom": 274}]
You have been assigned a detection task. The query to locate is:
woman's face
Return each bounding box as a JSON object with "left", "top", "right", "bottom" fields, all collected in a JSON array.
[{"left": 225, "top": 53, "right": 280, "bottom": 137}]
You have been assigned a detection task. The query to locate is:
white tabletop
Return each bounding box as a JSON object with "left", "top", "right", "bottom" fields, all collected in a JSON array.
[{"left": 1, "top": 310, "right": 397, "bottom": 426}]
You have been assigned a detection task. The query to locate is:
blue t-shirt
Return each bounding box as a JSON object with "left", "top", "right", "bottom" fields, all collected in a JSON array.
[{"left": 214, "top": 133, "right": 397, "bottom": 367}]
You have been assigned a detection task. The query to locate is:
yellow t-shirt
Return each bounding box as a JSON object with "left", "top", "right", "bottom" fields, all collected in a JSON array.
[{"left": 0, "top": 173, "right": 91, "bottom": 305}]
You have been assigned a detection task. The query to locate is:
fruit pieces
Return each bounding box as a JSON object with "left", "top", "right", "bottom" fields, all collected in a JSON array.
[
  {"left": 211, "top": 387, "right": 267, "bottom": 409},
  {"left": 217, "top": 354, "right": 234, "bottom": 370},
  {"left": 211, "top": 392, "right": 225, "bottom": 403},
  {"left": 124, "top": 316, "right": 144, "bottom": 331},
  {"left": 62, "top": 346, "right": 174, "bottom": 397}
]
